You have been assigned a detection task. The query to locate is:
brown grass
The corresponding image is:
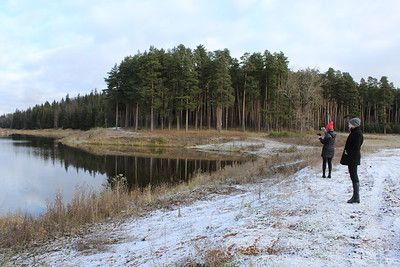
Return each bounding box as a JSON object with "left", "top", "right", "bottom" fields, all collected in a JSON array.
[
  {"left": 204, "top": 247, "right": 233, "bottom": 266},
  {"left": 4, "top": 128, "right": 399, "bottom": 160},
  {"left": 0, "top": 179, "right": 132, "bottom": 250},
  {"left": 185, "top": 238, "right": 234, "bottom": 267},
  {"left": 0, "top": 128, "right": 79, "bottom": 139},
  {"left": 1, "top": 128, "right": 263, "bottom": 153},
  {"left": 0, "top": 128, "right": 12, "bottom": 137}
]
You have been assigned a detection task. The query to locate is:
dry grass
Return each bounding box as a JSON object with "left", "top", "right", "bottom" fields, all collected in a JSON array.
[
  {"left": 0, "top": 128, "right": 79, "bottom": 139},
  {"left": 62, "top": 128, "right": 260, "bottom": 154},
  {"left": 2, "top": 128, "right": 263, "bottom": 152},
  {"left": 5, "top": 128, "right": 399, "bottom": 160},
  {"left": 0, "top": 128, "right": 12, "bottom": 137},
  {"left": 185, "top": 238, "right": 234, "bottom": 267},
  {"left": 0, "top": 178, "right": 132, "bottom": 250},
  {"left": 204, "top": 247, "right": 233, "bottom": 266}
]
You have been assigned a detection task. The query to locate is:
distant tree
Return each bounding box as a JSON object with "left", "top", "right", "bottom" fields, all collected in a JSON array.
[
  {"left": 104, "top": 64, "right": 125, "bottom": 129},
  {"left": 378, "top": 76, "right": 395, "bottom": 133},
  {"left": 282, "top": 68, "right": 322, "bottom": 132},
  {"left": 138, "top": 47, "right": 163, "bottom": 131},
  {"left": 194, "top": 45, "right": 213, "bottom": 129},
  {"left": 240, "top": 52, "right": 263, "bottom": 131},
  {"left": 210, "top": 49, "right": 234, "bottom": 131},
  {"left": 171, "top": 45, "right": 199, "bottom": 131}
]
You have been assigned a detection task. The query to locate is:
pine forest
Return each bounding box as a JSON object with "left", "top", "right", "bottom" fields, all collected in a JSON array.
[{"left": 1, "top": 44, "right": 399, "bottom": 134}]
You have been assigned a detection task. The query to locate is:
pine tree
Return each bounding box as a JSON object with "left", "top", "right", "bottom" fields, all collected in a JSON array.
[{"left": 211, "top": 49, "right": 234, "bottom": 131}]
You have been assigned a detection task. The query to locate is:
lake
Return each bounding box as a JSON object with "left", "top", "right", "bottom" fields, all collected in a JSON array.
[{"left": 0, "top": 135, "right": 241, "bottom": 216}]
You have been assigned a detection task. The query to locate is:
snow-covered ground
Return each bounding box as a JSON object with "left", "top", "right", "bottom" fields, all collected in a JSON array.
[
  {"left": 194, "top": 138, "right": 310, "bottom": 157},
  {"left": 9, "top": 148, "right": 400, "bottom": 266}
]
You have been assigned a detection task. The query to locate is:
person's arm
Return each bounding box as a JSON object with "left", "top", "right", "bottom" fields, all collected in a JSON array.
[
  {"left": 319, "top": 134, "right": 331, "bottom": 144},
  {"left": 346, "top": 131, "right": 362, "bottom": 156}
]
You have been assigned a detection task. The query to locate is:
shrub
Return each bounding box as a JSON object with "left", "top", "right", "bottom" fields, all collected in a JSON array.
[{"left": 269, "top": 131, "right": 290, "bottom": 138}]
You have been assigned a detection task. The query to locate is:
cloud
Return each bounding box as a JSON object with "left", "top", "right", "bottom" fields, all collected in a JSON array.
[{"left": 0, "top": 0, "right": 400, "bottom": 115}]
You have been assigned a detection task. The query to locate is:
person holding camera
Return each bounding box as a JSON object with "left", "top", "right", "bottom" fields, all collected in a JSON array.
[{"left": 318, "top": 121, "right": 336, "bottom": 178}]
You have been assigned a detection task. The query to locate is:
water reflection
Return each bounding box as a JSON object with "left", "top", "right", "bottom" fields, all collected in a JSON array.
[{"left": 0, "top": 135, "right": 241, "bottom": 215}]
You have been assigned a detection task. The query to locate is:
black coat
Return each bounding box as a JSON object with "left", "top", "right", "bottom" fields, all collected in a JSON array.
[
  {"left": 340, "top": 127, "right": 364, "bottom": 166},
  {"left": 320, "top": 131, "right": 336, "bottom": 158}
]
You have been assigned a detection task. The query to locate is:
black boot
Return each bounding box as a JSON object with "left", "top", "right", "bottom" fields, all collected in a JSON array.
[
  {"left": 327, "top": 160, "right": 332, "bottom": 178},
  {"left": 347, "top": 182, "right": 360, "bottom": 203},
  {"left": 353, "top": 182, "right": 360, "bottom": 203}
]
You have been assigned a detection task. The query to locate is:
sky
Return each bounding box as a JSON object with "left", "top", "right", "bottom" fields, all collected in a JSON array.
[{"left": 1, "top": 0, "right": 399, "bottom": 115}]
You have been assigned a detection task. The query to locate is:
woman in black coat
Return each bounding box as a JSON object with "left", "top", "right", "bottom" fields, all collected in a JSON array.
[
  {"left": 319, "top": 121, "right": 336, "bottom": 178},
  {"left": 340, "top": 117, "right": 364, "bottom": 203}
]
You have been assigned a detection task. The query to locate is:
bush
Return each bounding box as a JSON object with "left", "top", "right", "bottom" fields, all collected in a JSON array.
[
  {"left": 269, "top": 131, "right": 290, "bottom": 138},
  {"left": 391, "top": 124, "right": 400, "bottom": 134},
  {"left": 150, "top": 137, "right": 165, "bottom": 146}
]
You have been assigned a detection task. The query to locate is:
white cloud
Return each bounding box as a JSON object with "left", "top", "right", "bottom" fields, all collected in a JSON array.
[{"left": 0, "top": 0, "right": 400, "bottom": 115}]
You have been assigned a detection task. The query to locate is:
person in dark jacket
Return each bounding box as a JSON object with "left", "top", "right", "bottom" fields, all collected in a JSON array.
[
  {"left": 319, "top": 121, "right": 336, "bottom": 178},
  {"left": 340, "top": 117, "right": 364, "bottom": 203}
]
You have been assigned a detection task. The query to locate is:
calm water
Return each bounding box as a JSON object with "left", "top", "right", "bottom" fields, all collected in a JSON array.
[{"left": 0, "top": 135, "right": 239, "bottom": 215}]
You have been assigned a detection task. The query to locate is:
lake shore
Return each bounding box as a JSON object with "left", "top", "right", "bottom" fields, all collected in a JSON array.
[
  {"left": 1, "top": 127, "right": 399, "bottom": 158},
  {"left": 0, "top": 128, "right": 267, "bottom": 156}
]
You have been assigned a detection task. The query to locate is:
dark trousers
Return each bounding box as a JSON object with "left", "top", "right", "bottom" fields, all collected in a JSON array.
[
  {"left": 322, "top": 157, "right": 332, "bottom": 176},
  {"left": 348, "top": 164, "right": 359, "bottom": 183},
  {"left": 348, "top": 164, "right": 360, "bottom": 202}
]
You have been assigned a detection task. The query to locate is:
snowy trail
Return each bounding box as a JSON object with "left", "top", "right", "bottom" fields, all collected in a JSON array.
[{"left": 10, "top": 149, "right": 400, "bottom": 266}]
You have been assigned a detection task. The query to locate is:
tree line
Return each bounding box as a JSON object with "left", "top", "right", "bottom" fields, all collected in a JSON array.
[{"left": 1, "top": 44, "right": 399, "bottom": 133}]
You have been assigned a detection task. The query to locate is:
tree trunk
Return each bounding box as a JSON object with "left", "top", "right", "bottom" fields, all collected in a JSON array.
[
  {"left": 216, "top": 104, "right": 222, "bottom": 131},
  {"left": 185, "top": 106, "right": 189, "bottom": 132},
  {"left": 195, "top": 107, "right": 199, "bottom": 130},
  {"left": 150, "top": 106, "right": 154, "bottom": 132},
  {"left": 115, "top": 102, "right": 119, "bottom": 130},
  {"left": 207, "top": 101, "right": 211, "bottom": 129},
  {"left": 225, "top": 107, "right": 228, "bottom": 130},
  {"left": 257, "top": 100, "right": 261, "bottom": 132},
  {"left": 242, "top": 89, "right": 246, "bottom": 131},
  {"left": 200, "top": 98, "right": 203, "bottom": 130},
  {"left": 135, "top": 103, "right": 139, "bottom": 131},
  {"left": 236, "top": 85, "right": 241, "bottom": 128},
  {"left": 125, "top": 104, "right": 129, "bottom": 127}
]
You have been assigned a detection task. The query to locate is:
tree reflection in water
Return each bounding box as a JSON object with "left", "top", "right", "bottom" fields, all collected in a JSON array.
[{"left": 10, "top": 135, "right": 242, "bottom": 190}]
